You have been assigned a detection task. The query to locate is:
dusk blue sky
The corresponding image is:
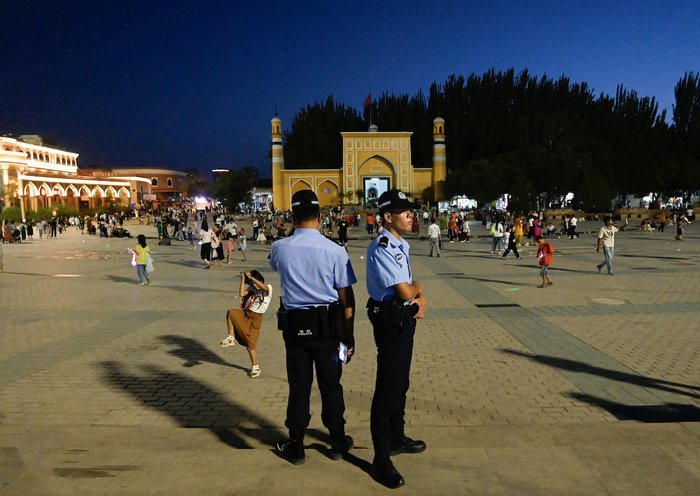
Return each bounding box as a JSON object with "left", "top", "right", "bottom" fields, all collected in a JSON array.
[{"left": 2, "top": 0, "right": 699, "bottom": 178}]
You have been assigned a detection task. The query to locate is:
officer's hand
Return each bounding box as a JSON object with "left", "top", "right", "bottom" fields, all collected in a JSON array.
[
  {"left": 339, "top": 339, "right": 354, "bottom": 364},
  {"left": 413, "top": 294, "right": 428, "bottom": 319},
  {"left": 345, "top": 336, "right": 355, "bottom": 357}
]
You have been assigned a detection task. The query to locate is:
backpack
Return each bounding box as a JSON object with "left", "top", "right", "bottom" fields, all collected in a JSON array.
[{"left": 489, "top": 224, "right": 497, "bottom": 236}]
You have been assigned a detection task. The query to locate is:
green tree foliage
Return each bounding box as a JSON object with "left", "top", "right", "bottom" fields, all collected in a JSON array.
[
  {"left": 576, "top": 172, "right": 612, "bottom": 212},
  {"left": 212, "top": 170, "right": 254, "bottom": 211},
  {"left": 0, "top": 207, "right": 22, "bottom": 222},
  {"left": 672, "top": 72, "right": 700, "bottom": 151},
  {"left": 284, "top": 96, "right": 365, "bottom": 168},
  {"left": 369, "top": 91, "right": 433, "bottom": 167},
  {"left": 670, "top": 72, "right": 700, "bottom": 195},
  {"left": 284, "top": 69, "right": 699, "bottom": 210},
  {"left": 186, "top": 180, "right": 211, "bottom": 198}
]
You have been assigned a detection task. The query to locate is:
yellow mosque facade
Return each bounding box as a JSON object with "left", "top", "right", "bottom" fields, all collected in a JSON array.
[{"left": 271, "top": 116, "right": 447, "bottom": 210}]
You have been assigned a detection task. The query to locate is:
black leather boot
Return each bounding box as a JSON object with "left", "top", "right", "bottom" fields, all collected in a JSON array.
[
  {"left": 389, "top": 434, "right": 426, "bottom": 455},
  {"left": 330, "top": 434, "right": 354, "bottom": 460},
  {"left": 276, "top": 431, "right": 305, "bottom": 465},
  {"left": 372, "top": 444, "right": 405, "bottom": 489}
]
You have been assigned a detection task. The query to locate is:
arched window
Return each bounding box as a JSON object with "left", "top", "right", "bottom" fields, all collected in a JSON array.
[
  {"left": 151, "top": 178, "right": 158, "bottom": 186},
  {"left": 167, "top": 178, "right": 173, "bottom": 187}
]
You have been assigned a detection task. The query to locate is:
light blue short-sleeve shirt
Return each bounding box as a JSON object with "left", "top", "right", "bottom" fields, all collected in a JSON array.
[
  {"left": 269, "top": 228, "right": 357, "bottom": 309},
  {"left": 366, "top": 230, "right": 412, "bottom": 301}
]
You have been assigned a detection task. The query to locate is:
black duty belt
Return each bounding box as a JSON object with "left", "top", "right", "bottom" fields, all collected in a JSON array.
[{"left": 367, "top": 297, "right": 417, "bottom": 318}]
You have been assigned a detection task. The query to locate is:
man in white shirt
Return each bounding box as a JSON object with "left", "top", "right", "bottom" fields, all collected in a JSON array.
[
  {"left": 596, "top": 216, "right": 619, "bottom": 275},
  {"left": 568, "top": 215, "right": 579, "bottom": 239},
  {"left": 428, "top": 218, "right": 441, "bottom": 257}
]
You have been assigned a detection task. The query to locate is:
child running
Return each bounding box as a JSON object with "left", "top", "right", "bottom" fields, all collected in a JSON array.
[{"left": 535, "top": 235, "right": 554, "bottom": 288}]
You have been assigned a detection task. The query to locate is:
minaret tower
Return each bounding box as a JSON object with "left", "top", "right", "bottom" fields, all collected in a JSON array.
[
  {"left": 271, "top": 116, "right": 285, "bottom": 209},
  {"left": 432, "top": 117, "right": 447, "bottom": 201}
]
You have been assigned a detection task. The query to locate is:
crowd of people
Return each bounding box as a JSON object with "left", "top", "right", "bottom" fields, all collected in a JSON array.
[
  {"left": 2, "top": 192, "right": 696, "bottom": 488},
  {"left": 1, "top": 217, "right": 66, "bottom": 242}
]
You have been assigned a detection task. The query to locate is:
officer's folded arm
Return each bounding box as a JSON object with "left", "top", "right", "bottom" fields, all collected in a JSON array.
[{"left": 394, "top": 281, "right": 427, "bottom": 319}]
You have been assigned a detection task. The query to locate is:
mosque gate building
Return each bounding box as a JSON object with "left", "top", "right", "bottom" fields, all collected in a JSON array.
[{"left": 271, "top": 116, "right": 447, "bottom": 210}]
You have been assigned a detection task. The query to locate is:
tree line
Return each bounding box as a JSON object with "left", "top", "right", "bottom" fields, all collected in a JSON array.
[{"left": 283, "top": 69, "right": 700, "bottom": 212}]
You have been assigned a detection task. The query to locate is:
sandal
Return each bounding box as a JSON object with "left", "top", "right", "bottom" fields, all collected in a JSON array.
[
  {"left": 537, "top": 284, "right": 547, "bottom": 288},
  {"left": 220, "top": 335, "right": 236, "bottom": 347}
]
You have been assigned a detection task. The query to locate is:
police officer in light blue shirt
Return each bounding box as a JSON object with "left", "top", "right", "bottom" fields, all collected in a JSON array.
[
  {"left": 366, "top": 189, "right": 428, "bottom": 489},
  {"left": 269, "top": 189, "right": 357, "bottom": 466}
]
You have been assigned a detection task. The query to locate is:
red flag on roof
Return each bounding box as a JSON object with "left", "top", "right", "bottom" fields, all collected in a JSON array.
[{"left": 364, "top": 92, "right": 371, "bottom": 109}]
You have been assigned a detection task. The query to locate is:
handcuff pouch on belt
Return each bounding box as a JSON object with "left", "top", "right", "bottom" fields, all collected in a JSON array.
[
  {"left": 277, "top": 301, "right": 343, "bottom": 344},
  {"left": 366, "top": 298, "right": 418, "bottom": 328}
]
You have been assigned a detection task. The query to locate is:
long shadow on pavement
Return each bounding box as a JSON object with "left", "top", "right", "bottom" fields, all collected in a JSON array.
[
  {"left": 568, "top": 392, "right": 700, "bottom": 422},
  {"left": 158, "top": 335, "right": 249, "bottom": 372},
  {"left": 106, "top": 275, "right": 138, "bottom": 284},
  {"left": 618, "top": 253, "right": 691, "bottom": 260},
  {"left": 167, "top": 260, "right": 210, "bottom": 269},
  {"left": 100, "top": 360, "right": 276, "bottom": 448},
  {"left": 502, "top": 349, "right": 700, "bottom": 398},
  {"left": 502, "top": 349, "right": 700, "bottom": 422},
  {"left": 448, "top": 275, "right": 540, "bottom": 287},
  {"left": 99, "top": 360, "right": 366, "bottom": 466}
]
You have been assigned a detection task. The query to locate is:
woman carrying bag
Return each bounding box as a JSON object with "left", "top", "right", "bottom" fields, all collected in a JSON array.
[
  {"left": 132, "top": 234, "right": 152, "bottom": 286},
  {"left": 220, "top": 270, "right": 272, "bottom": 378}
]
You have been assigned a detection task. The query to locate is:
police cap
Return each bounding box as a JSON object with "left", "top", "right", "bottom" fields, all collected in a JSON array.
[
  {"left": 377, "top": 189, "right": 419, "bottom": 214},
  {"left": 291, "top": 189, "right": 320, "bottom": 210}
]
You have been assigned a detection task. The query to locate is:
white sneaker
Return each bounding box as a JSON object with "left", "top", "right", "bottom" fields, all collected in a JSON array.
[
  {"left": 249, "top": 365, "right": 261, "bottom": 378},
  {"left": 220, "top": 335, "right": 236, "bottom": 347}
]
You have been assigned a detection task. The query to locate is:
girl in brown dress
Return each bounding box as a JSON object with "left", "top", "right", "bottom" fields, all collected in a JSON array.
[{"left": 220, "top": 270, "right": 272, "bottom": 378}]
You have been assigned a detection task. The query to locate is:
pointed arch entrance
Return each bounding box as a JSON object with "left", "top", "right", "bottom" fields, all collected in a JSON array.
[
  {"left": 357, "top": 155, "right": 396, "bottom": 206},
  {"left": 316, "top": 180, "right": 339, "bottom": 206}
]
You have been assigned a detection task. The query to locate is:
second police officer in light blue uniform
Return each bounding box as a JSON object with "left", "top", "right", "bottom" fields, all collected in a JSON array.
[
  {"left": 269, "top": 189, "right": 357, "bottom": 466},
  {"left": 366, "top": 189, "right": 428, "bottom": 489}
]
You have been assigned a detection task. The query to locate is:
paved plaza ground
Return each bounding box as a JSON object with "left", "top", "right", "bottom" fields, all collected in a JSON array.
[{"left": 1, "top": 217, "right": 699, "bottom": 495}]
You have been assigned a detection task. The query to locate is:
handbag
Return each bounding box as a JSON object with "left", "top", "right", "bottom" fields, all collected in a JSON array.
[{"left": 145, "top": 253, "right": 155, "bottom": 274}]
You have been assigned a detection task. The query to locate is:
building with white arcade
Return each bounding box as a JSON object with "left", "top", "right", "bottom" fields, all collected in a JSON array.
[{"left": 0, "top": 135, "right": 153, "bottom": 219}]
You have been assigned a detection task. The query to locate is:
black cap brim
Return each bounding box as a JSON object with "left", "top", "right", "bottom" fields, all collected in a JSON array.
[{"left": 379, "top": 198, "right": 420, "bottom": 212}]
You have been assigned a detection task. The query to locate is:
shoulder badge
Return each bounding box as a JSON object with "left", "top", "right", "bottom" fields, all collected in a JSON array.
[{"left": 378, "top": 236, "right": 389, "bottom": 248}]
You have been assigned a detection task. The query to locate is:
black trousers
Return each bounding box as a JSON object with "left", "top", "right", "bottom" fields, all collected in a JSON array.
[
  {"left": 502, "top": 242, "right": 520, "bottom": 258},
  {"left": 370, "top": 314, "right": 416, "bottom": 445},
  {"left": 285, "top": 338, "right": 346, "bottom": 439}
]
